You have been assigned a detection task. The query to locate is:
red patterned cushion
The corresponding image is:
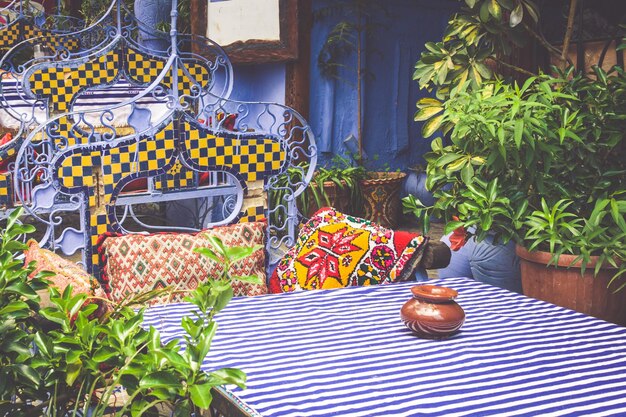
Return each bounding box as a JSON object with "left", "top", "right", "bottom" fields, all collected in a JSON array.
[
  {"left": 24, "top": 240, "right": 109, "bottom": 316},
  {"left": 269, "top": 207, "right": 427, "bottom": 293},
  {"left": 99, "top": 222, "right": 267, "bottom": 304}
]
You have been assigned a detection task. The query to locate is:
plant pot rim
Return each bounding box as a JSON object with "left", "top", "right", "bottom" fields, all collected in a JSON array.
[
  {"left": 361, "top": 171, "right": 406, "bottom": 184},
  {"left": 515, "top": 245, "right": 620, "bottom": 269},
  {"left": 317, "top": 179, "right": 347, "bottom": 187}
]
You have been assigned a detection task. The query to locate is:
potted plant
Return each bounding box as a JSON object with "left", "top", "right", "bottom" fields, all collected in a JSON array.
[
  {"left": 357, "top": 155, "right": 407, "bottom": 229},
  {"left": 404, "top": 0, "right": 626, "bottom": 325},
  {"left": 269, "top": 156, "right": 366, "bottom": 224},
  {"left": 0, "top": 208, "right": 260, "bottom": 416}
]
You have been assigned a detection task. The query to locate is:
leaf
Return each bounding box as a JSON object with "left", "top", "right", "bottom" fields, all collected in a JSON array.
[
  {"left": 509, "top": 3, "right": 523, "bottom": 26},
  {"left": 523, "top": 0, "right": 539, "bottom": 23},
  {"left": 5, "top": 207, "right": 23, "bottom": 233},
  {"left": 224, "top": 246, "right": 261, "bottom": 264},
  {"left": 93, "top": 346, "right": 118, "bottom": 362},
  {"left": 461, "top": 163, "right": 474, "bottom": 184},
  {"left": 436, "top": 153, "right": 464, "bottom": 166},
  {"left": 487, "top": 178, "right": 499, "bottom": 202},
  {"left": 0, "top": 301, "right": 30, "bottom": 316},
  {"left": 12, "top": 364, "right": 40, "bottom": 387},
  {"left": 66, "top": 362, "right": 82, "bottom": 387},
  {"left": 189, "top": 382, "right": 214, "bottom": 409},
  {"left": 431, "top": 137, "right": 443, "bottom": 152},
  {"left": 140, "top": 371, "right": 182, "bottom": 390},
  {"left": 213, "top": 286, "right": 233, "bottom": 313},
  {"left": 445, "top": 157, "right": 467, "bottom": 174},
  {"left": 194, "top": 247, "right": 221, "bottom": 263},
  {"left": 444, "top": 221, "right": 466, "bottom": 235},
  {"left": 514, "top": 119, "right": 524, "bottom": 148},
  {"left": 488, "top": 0, "right": 502, "bottom": 19},
  {"left": 416, "top": 98, "right": 443, "bottom": 108},
  {"left": 422, "top": 114, "right": 444, "bottom": 138},
  {"left": 209, "top": 368, "right": 247, "bottom": 389},
  {"left": 33, "top": 332, "right": 53, "bottom": 358},
  {"left": 481, "top": 212, "right": 494, "bottom": 230},
  {"left": 474, "top": 62, "right": 492, "bottom": 80},
  {"left": 465, "top": 0, "right": 477, "bottom": 7},
  {"left": 206, "top": 235, "right": 228, "bottom": 258},
  {"left": 232, "top": 274, "right": 263, "bottom": 285},
  {"left": 479, "top": 1, "right": 491, "bottom": 21},
  {"left": 610, "top": 199, "right": 626, "bottom": 232},
  {"left": 414, "top": 106, "right": 444, "bottom": 122}
]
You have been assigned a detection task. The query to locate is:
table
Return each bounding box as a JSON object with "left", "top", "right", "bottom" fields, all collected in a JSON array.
[{"left": 143, "top": 277, "right": 626, "bottom": 417}]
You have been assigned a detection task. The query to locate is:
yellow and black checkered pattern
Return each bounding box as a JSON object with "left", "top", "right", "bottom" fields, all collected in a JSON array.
[
  {"left": 0, "top": 174, "right": 11, "bottom": 206},
  {"left": 125, "top": 49, "right": 210, "bottom": 98},
  {"left": 100, "top": 124, "right": 176, "bottom": 199},
  {"left": 167, "top": 61, "right": 210, "bottom": 98},
  {"left": 101, "top": 141, "right": 138, "bottom": 200},
  {"left": 154, "top": 160, "right": 195, "bottom": 190},
  {"left": 20, "top": 24, "right": 80, "bottom": 52},
  {"left": 55, "top": 149, "right": 101, "bottom": 206},
  {"left": 56, "top": 152, "right": 98, "bottom": 188},
  {"left": 28, "top": 52, "right": 118, "bottom": 113},
  {"left": 240, "top": 205, "right": 266, "bottom": 223},
  {"left": 125, "top": 49, "right": 166, "bottom": 84},
  {"left": 1, "top": 145, "right": 17, "bottom": 160},
  {"left": 46, "top": 116, "right": 85, "bottom": 148},
  {"left": 0, "top": 20, "right": 81, "bottom": 52},
  {"left": 0, "top": 23, "right": 21, "bottom": 51},
  {"left": 89, "top": 213, "right": 109, "bottom": 276},
  {"left": 184, "top": 122, "right": 285, "bottom": 182}
]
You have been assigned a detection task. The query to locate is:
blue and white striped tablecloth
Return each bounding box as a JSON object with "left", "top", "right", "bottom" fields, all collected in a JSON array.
[
  {"left": 143, "top": 277, "right": 626, "bottom": 417},
  {"left": 0, "top": 78, "right": 166, "bottom": 129}
]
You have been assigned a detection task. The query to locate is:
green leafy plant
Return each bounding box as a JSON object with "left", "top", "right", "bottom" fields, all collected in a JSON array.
[
  {"left": 404, "top": 71, "right": 626, "bottom": 288},
  {"left": 0, "top": 208, "right": 258, "bottom": 416},
  {"left": 412, "top": 0, "right": 595, "bottom": 136},
  {"left": 194, "top": 235, "right": 263, "bottom": 288},
  {"left": 405, "top": 1, "right": 626, "bottom": 293}
]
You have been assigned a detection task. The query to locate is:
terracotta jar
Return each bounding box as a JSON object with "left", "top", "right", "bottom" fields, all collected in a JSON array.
[{"left": 400, "top": 285, "right": 465, "bottom": 338}]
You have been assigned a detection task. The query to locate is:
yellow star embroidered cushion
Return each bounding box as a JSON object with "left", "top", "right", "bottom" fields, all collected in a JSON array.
[{"left": 269, "top": 207, "right": 428, "bottom": 293}]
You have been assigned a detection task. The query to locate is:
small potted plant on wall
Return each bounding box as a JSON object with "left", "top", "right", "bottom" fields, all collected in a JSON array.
[
  {"left": 404, "top": 0, "right": 626, "bottom": 325},
  {"left": 269, "top": 156, "right": 366, "bottom": 225}
]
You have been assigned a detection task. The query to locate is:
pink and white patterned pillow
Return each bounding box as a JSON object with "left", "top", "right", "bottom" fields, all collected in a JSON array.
[{"left": 99, "top": 222, "right": 267, "bottom": 304}]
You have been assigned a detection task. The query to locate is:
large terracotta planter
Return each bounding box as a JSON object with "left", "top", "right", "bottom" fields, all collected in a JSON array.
[
  {"left": 359, "top": 172, "right": 406, "bottom": 229},
  {"left": 516, "top": 245, "right": 626, "bottom": 326}
]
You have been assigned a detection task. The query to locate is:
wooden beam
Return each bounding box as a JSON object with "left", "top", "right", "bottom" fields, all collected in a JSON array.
[
  {"left": 285, "top": 0, "right": 312, "bottom": 118},
  {"left": 190, "top": 0, "right": 208, "bottom": 38}
]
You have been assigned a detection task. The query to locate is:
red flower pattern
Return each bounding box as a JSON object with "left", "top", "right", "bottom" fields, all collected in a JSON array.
[{"left": 297, "top": 227, "right": 362, "bottom": 288}]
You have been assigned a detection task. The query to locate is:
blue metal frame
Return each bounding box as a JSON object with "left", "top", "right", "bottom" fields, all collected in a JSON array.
[{"left": 0, "top": 0, "right": 317, "bottom": 275}]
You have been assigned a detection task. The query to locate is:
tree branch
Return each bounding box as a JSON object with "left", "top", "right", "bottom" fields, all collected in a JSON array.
[
  {"left": 495, "top": 59, "right": 537, "bottom": 77},
  {"left": 561, "top": 0, "right": 579, "bottom": 65},
  {"left": 522, "top": 22, "right": 574, "bottom": 65}
]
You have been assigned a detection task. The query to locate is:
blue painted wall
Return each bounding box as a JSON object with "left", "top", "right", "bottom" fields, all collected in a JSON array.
[
  {"left": 229, "top": 63, "right": 286, "bottom": 104},
  {"left": 309, "top": 0, "right": 458, "bottom": 170}
]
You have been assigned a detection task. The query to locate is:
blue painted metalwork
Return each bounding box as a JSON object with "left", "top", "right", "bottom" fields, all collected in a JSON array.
[{"left": 0, "top": 0, "right": 317, "bottom": 275}]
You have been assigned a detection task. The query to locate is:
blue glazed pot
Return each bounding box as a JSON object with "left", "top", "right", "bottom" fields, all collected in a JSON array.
[
  {"left": 134, "top": 0, "right": 171, "bottom": 52},
  {"left": 403, "top": 166, "right": 435, "bottom": 207},
  {"left": 438, "top": 232, "right": 522, "bottom": 293}
]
